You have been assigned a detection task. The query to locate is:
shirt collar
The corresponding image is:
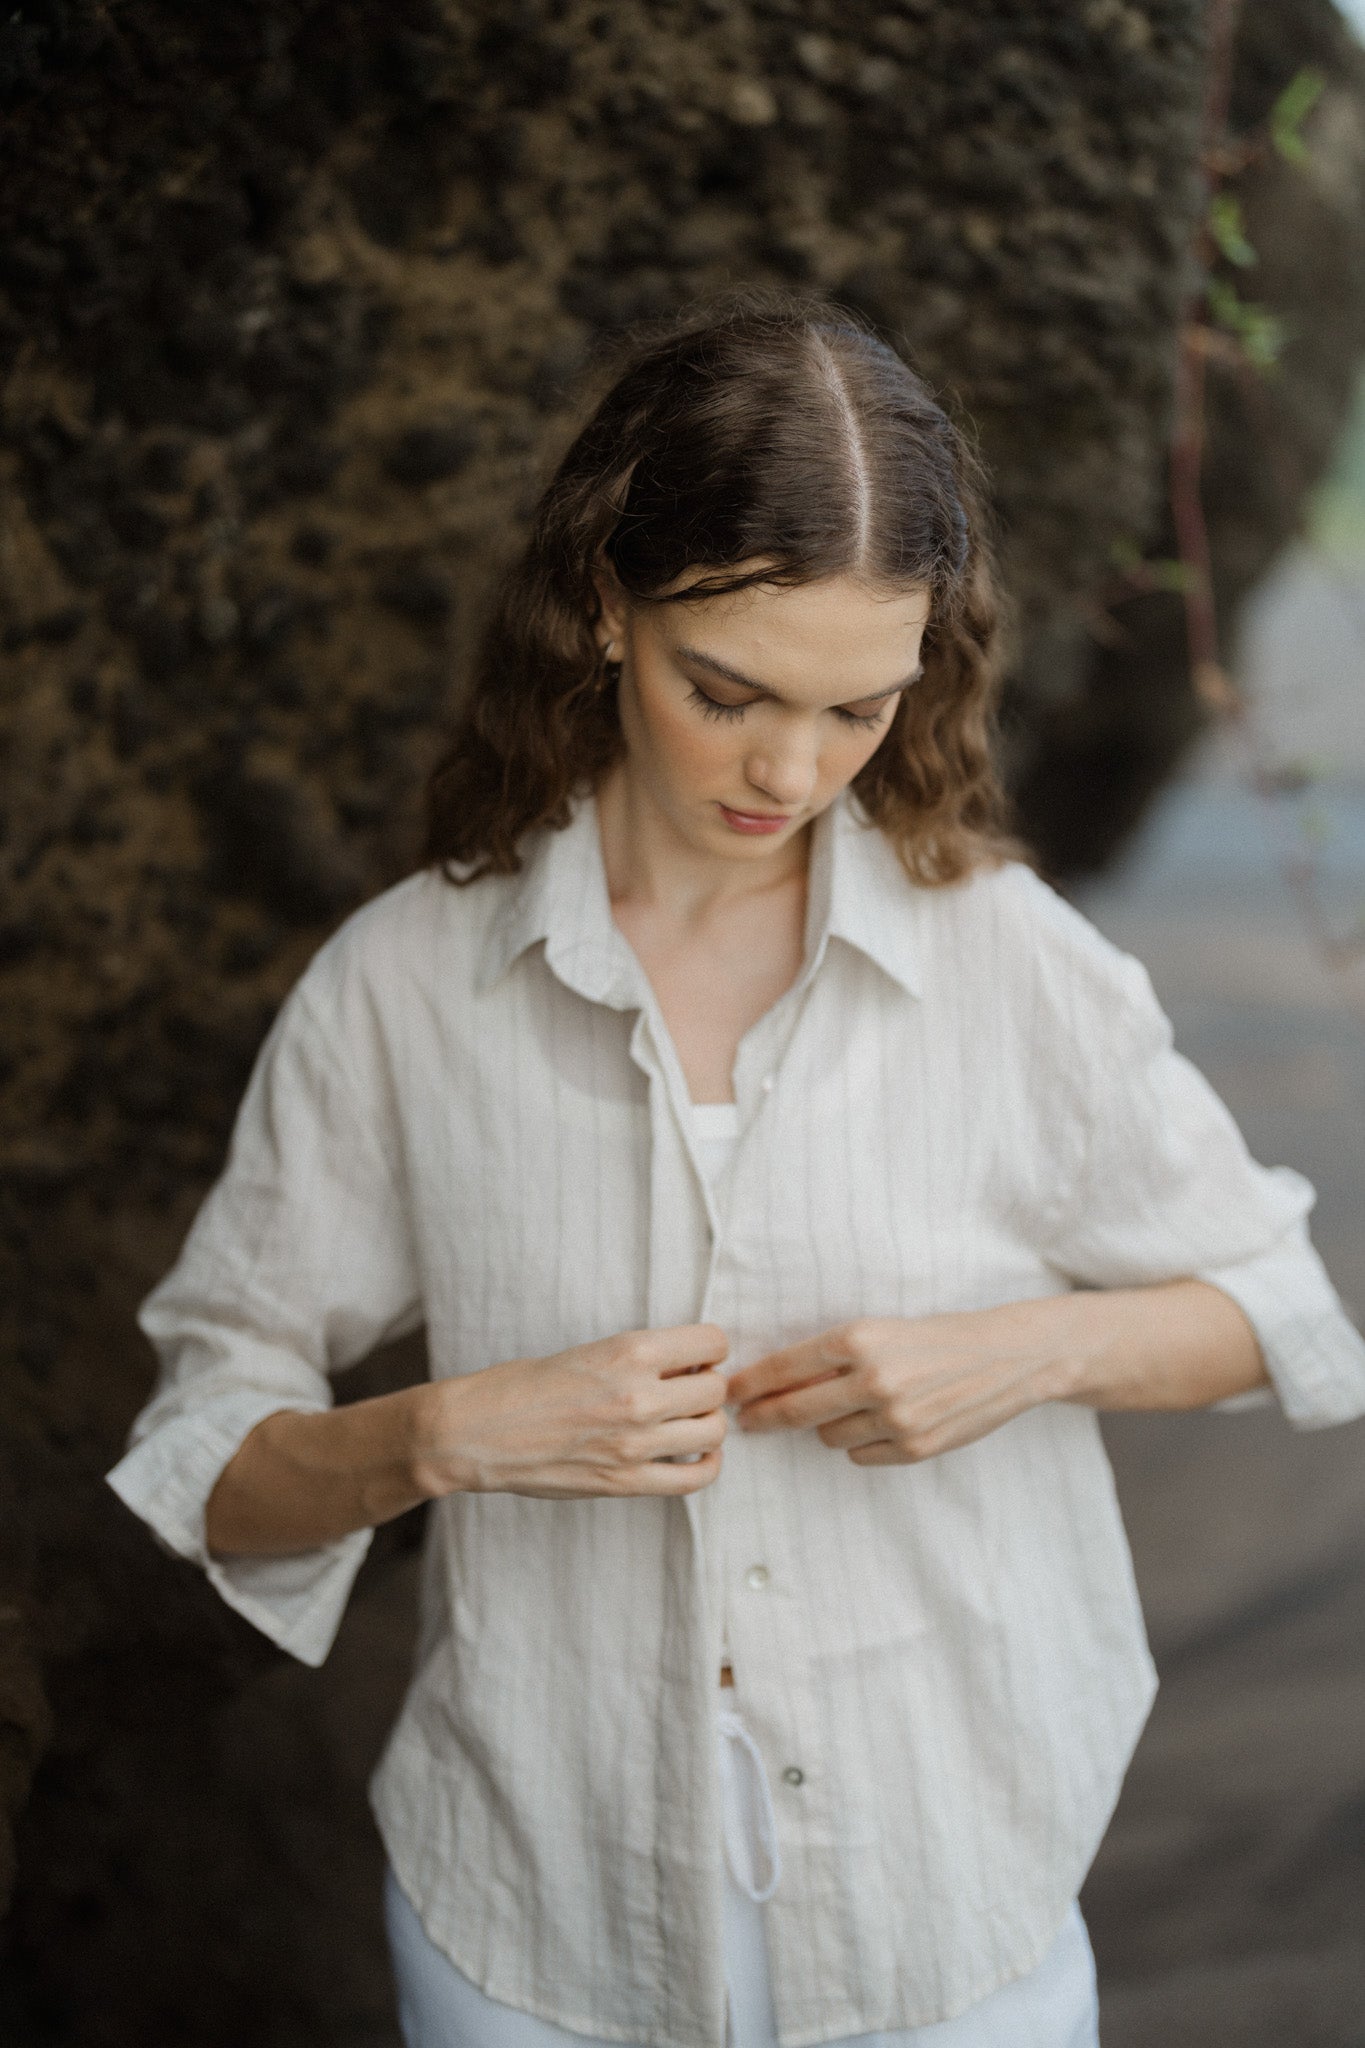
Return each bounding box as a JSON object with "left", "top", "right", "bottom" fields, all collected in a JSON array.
[
  {"left": 813, "top": 789, "right": 925, "bottom": 1000},
  {"left": 474, "top": 791, "right": 646, "bottom": 1008},
  {"left": 475, "top": 786, "right": 925, "bottom": 1005}
]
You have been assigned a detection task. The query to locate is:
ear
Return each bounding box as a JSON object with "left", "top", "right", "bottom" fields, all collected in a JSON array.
[{"left": 591, "top": 557, "right": 631, "bottom": 648}]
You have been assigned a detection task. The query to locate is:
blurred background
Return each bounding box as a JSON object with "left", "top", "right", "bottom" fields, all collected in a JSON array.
[
  {"left": 1, "top": 2, "right": 1363, "bottom": 2043},
  {"left": 1074, "top": 377, "right": 1365, "bottom": 2044}
]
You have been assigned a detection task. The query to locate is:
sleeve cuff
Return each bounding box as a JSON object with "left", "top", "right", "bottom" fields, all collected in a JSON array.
[
  {"left": 1207, "top": 1385, "right": 1278, "bottom": 1414},
  {"left": 1197, "top": 1223, "right": 1365, "bottom": 1430},
  {"left": 105, "top": 1396, "right": 374, "bottom": 1668}
]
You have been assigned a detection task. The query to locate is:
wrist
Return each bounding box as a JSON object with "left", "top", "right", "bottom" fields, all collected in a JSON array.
[
  {"left": 993, "top": 1289, "right": 1104, "bottom": 1408},
  {"left": 394, "top": 1378, "right": 449, "bottom": 1506},
  {"left": 402, "top": 1373, "right": 484, "bottom": 1504},
  {"left": 339, "top": 1382, "right": 448, "bottom": 1522}
]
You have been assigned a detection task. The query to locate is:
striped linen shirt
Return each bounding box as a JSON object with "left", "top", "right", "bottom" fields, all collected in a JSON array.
[{"left": 106, "top": 786, "right": 1365, "bottom": 2047}]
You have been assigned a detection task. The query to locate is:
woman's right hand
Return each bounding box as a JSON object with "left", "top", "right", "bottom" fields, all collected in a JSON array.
[{"left": 410, "top": 1324, "right": 732, "bottom": 1500}]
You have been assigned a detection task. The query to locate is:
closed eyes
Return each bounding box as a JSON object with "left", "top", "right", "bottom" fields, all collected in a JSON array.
[{"left": 685, "top": 684, "right": 891, "bottom": 731}]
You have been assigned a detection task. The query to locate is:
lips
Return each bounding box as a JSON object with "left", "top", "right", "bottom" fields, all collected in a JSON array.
[{"left": 717, "top": 802, "right": 796, "bottom": 834}]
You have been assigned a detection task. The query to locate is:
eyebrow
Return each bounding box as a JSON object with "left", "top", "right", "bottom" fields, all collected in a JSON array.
[{"left": 674, "top": 645, "right": 923, "bottom": 705}]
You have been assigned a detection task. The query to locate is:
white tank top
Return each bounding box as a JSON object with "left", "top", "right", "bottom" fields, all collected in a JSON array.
[{"left": 690, "top": 1100, "right": 741, "bottom": 1185}]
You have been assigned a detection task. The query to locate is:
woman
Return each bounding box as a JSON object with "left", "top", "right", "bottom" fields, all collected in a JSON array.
[{"left": 107, "top": 295, "right": 1365, "bottom": 2048}]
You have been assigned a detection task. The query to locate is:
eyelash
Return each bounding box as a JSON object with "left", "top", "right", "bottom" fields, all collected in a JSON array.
[{"left": 686, "top": 685, "right": 888, "bottom": 731}]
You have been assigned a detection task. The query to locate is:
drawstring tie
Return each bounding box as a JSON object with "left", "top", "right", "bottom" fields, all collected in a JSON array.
[{"left": 717, "top": 1705, "right": 782, "bottom": 1903}]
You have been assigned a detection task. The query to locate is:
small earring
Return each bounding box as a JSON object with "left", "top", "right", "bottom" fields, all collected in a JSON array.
[{"left": 599, "top": 641, "right": 622, "bottom": 691}]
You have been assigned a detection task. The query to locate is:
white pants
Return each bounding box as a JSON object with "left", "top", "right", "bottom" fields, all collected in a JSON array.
[{"left": 384, "top": 1686, "right": 1101, "bottom": 2048}]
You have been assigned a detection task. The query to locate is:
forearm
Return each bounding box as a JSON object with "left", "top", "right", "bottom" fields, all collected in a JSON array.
[
  {"left": 204, "top": 1384, "right": 438, "bottom": 1557},
  {"left": 1039, "top": 1278, "right": 1271, "bottom": 1414}
]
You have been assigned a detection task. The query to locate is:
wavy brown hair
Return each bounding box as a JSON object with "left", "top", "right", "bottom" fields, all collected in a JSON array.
[{"left": 423, "top": 290, "right": 1021, "bottom": 885}]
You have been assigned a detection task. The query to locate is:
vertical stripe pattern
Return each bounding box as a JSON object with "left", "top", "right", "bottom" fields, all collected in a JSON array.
[{"left": 107, "top": 788, "right": 1365, "bottom": 2048}]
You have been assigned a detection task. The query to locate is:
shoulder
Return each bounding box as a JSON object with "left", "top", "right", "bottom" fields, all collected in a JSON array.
[
  {"left": 916, "top": 856, "right": 1168, "bottom": 1042},
  {"left": 291, "top": 862, "right": 516, "bottom": 1030},
  {"left": 952, "top": 857, "right": 1134, "bottom": 966}
]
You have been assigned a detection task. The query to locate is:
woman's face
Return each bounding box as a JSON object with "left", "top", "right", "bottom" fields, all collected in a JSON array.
[{"left": 594, "top": 565, "right": 932, "bottom": 862}]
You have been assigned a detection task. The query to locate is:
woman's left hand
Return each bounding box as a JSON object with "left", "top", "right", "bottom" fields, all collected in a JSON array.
[{"left": 726, "top": 1303, "right": 1074, "bottom": 1464}]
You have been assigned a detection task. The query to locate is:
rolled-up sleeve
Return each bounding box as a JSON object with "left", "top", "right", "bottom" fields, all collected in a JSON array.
[
  {"left": 105, "top": 974, "right": 423, "bottom": 1666},
  {"left": 1043, "top": 941, "right": 1365, "bottom": 1430}
]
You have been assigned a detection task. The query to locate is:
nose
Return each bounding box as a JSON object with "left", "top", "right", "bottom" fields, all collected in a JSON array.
[{"left": 744, "top": 724, "right": 821, "bottom": 808}]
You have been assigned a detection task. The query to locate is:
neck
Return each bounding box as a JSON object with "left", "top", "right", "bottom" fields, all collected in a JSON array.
[{"left": 595, "top": 763, "right": 811, "bottom": 927}]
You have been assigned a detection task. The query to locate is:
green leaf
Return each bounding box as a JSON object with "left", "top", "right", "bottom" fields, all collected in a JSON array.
[
  {"left": 1242, "top": 312, "right": 1288, "bottom": 371},
  {"left": 1271, "top": 66, "right": 1326, "bottom": 166},
  {"left": 1207, "top": 279, "right": 1288, "bottom": 369},
  {"left": 1208, "top": 193, "right": 1256, "bottom": 268}
]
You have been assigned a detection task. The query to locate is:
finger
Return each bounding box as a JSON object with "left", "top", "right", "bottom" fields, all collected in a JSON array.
[
  {"left": 737, "top": 1373, "right": 861, "bottom": 1433},
  {"left": 655, "top": 1368, "right": 730, "bottom": 1420},
  {"left": 840, "top": 1377, "right": 1031, "bottom": 1466},
  {"left": 644, "top": 1410, "right": 728, "bottom": 1461},
  {"left": 816, "top": 1411, "right": 886, "bottom": 1450},
  {"left": 631, "top": 1446, "right": 724, "bottom": 1494},
  {"left": 647, "top": 1323, "right": 730, "bottom": 1374},
  {"left": 853, "top": 1380, "right": 1034, "bottom": 1462},
  {"left": 726, "top": 1332, "right": 849, "bottom": 1406}
]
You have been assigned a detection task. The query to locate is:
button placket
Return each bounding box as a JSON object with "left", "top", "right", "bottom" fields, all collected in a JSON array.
[
  {"left": 731, "top": 958, "right": 823, "bottom": 1127},
  {"left": 626, "top": 1011, "right": 720, "bottom": 1600}
]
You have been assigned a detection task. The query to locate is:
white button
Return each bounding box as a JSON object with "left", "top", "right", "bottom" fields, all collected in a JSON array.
[
  {"left": 746, "top": 1564, "right": 770, "bottom": 1590},
  {"left": 782, "top": 1765, "right": 805, "bottom": 1787},
  {"left": 761, "top": 1074, "right": 775, "bottom": 1093}
]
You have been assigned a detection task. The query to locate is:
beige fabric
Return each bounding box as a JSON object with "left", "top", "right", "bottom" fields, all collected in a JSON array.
[{"left": 107, "top": 788, "right": 1365, "bottom": 2047}]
